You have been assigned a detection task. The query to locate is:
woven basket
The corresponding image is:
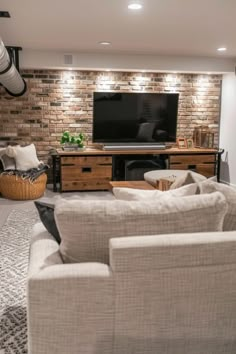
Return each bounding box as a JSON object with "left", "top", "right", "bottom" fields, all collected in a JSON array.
[{"left": 0, "top": 173, "right": 47, "bottom": 200}]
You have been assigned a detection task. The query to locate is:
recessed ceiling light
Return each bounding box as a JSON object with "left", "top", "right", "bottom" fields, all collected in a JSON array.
[
  {"left": 99, "top": 41, "right": 111, "bottom": 46},
  {"left": 217, "top": 47, "right": 227, "bottom": 52},
  {"left": 128, "top": 3, "right": 143, "bottom": 10}
]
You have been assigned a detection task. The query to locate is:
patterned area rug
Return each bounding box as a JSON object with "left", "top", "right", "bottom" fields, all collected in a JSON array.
[{"left": 0, "top": 208, "right": 39, "bottom": 354}]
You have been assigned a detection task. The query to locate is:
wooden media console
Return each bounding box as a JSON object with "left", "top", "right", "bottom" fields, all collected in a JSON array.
[{"left": 52, "top": 147, "right": 222, "bottom": 192}]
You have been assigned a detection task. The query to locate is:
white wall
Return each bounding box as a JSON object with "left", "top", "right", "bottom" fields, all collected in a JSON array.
[
  {"left": 21, "top": 49, "right": 235, "bottom": 73},
  {"left": 220, "top": 74, "right": 236, "bottom": 186}
]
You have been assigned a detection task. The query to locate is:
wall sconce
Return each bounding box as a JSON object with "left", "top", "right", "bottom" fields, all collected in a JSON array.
[{"left": 0, "top": 38, "right": 27, "bottom": 96}]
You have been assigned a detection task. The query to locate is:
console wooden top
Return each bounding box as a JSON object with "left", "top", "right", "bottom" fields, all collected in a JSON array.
[{"left": 57, "top": 147, "right": 218, "bottom": 156}]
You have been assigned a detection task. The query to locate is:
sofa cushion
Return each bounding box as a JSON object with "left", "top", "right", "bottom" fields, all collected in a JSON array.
[
  {"left": 113, "top": 183, "right": 198, "bottom": 201},
  {"left": 198, "top": 180, "right": 236, "bottom": 231},
  {"left": 55, "top": 192, "right": 227, "bottom": 264}
]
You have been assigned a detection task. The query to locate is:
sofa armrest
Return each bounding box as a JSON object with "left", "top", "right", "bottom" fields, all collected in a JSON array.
[
  {"left": 28, "top": 222, "right": 63, "bottom": 278},
  {"left": 110, "top": 231, "right": 236, "bottom": 272},
  {"left": 27, "top": 224, "right": 114, "bottom": 354}
]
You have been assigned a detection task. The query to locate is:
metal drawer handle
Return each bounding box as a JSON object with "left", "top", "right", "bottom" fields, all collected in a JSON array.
[{"left": 82, "top": 167, "right": 91, "bottom": 173}]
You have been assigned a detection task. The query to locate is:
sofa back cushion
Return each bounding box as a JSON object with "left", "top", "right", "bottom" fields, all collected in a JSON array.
[
  {"left": 55, "top": 192, "right": 227, "bottom": 264},
  {"left": 113, "top": 183, "right": 198, "bottom": 201},
  {"left": 198, "top": 180, "right": 236, "bottom": 231}
]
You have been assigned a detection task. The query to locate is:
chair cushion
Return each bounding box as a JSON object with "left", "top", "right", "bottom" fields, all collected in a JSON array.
[
  {"left": 144, "top": 169, "right": 206, "bottom": 188},
  {"left": 55, "top": 192, "right": 227, "bottom": 264}
]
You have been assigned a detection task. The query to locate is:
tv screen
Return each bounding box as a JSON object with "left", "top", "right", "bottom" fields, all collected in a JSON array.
[{"left": 93, "top": 92, "right": 179, "bottom": 144}]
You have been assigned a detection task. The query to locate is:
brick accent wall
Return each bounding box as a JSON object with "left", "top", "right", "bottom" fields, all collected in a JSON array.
[{"left": 0, "top": 69, "right": 222, "bottom": 168}]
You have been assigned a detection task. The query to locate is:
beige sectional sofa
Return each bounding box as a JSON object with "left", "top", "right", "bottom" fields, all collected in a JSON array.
[{"left": 27, "top": 180, "right": 236, "bottom": 354}]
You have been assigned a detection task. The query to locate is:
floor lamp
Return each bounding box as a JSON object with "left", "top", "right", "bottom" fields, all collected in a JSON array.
[{"left": 0, "top": 38, "right": 27, "bottom": 96}]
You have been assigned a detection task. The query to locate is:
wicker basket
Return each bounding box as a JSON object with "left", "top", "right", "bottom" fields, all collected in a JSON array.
[{"left": 0, "top": 173, "right": 47, "bottom": 200}]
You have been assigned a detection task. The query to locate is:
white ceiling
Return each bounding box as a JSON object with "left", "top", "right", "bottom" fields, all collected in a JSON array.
[{"left": 0, "top": 0, "right": 236, "bottom": 59}]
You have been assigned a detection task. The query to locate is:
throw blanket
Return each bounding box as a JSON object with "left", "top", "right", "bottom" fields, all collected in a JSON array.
[{"left": 1, "top": 163, "right": 49, "bottom": 182}]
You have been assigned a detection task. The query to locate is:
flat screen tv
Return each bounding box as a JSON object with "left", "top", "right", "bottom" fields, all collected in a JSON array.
[{"left": 93, "top": 92, "right": 179, "bottom": 145}]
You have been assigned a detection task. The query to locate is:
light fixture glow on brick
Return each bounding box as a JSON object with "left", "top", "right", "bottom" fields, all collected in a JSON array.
[
  {"left": 99, "top": 41, "right": 111, "bottom": 46},
  {"left": 128, "top": 3, "right": 143, "bottom": 10},
  {"left": 217, "top": 47, "right": 227, "bottom": 51}
]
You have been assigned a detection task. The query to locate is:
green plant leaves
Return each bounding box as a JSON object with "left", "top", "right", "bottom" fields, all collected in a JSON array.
[{"left": 60, "top": 131, "right": 85, "bottom": 147}]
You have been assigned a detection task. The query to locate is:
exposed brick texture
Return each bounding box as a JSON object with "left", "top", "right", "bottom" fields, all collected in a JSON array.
[{"left": 0, "top": 70, "right": 222, "bottom": 173}]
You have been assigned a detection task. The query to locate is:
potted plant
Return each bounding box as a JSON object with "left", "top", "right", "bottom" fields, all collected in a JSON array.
[{"left": 60, "top": 131, "right": 86, "bottom": 150}]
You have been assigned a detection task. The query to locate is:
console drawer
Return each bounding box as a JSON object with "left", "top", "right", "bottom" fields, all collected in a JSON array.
[
  {"left": 169, "top": 163, "right": 215, "bottom": 177},
  {"left": 169, "top": 154, "right": 215, "bottom": 165},
  {"left": 61, "top": 165, "right": 112, "bottom": 181},
  {"left": 169, "top": 153, "right": 216, "bottom": 177},
  {"left": 61, "top": 179, "right": 111, "bottom": 191}
]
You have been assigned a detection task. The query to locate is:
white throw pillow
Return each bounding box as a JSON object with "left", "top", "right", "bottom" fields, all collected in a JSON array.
[
  {"left": 170, "top": 171, "right": 206, "bottom": 190},
  {"left": 0, "top": 147, "right": 16, "bottom": 170},
  {"left": 0, "top": 154, "right": 16, "bottom": 170},
  {"left": 113, "top": 183, "right": 198, "bottom": 201},
  {"left": 6, "top": 144, "right": 41, "bottom": 171},
  {"left": 113, "top": 187, "right": 163, "bottom": 200},
  {"left": 0, "top": 147, "right": 6, "bottom": 157},
  {"left": 55, "top": 191, "right": 227, "bottom": 264}
]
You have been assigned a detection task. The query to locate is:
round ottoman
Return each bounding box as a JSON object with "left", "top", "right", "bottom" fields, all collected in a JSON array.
[
  {"left": 144, "top": 169, "right": 206, "bottom": 188},
  {"left": 0, "top": 173, "right": 47, "bottom": 200}
]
